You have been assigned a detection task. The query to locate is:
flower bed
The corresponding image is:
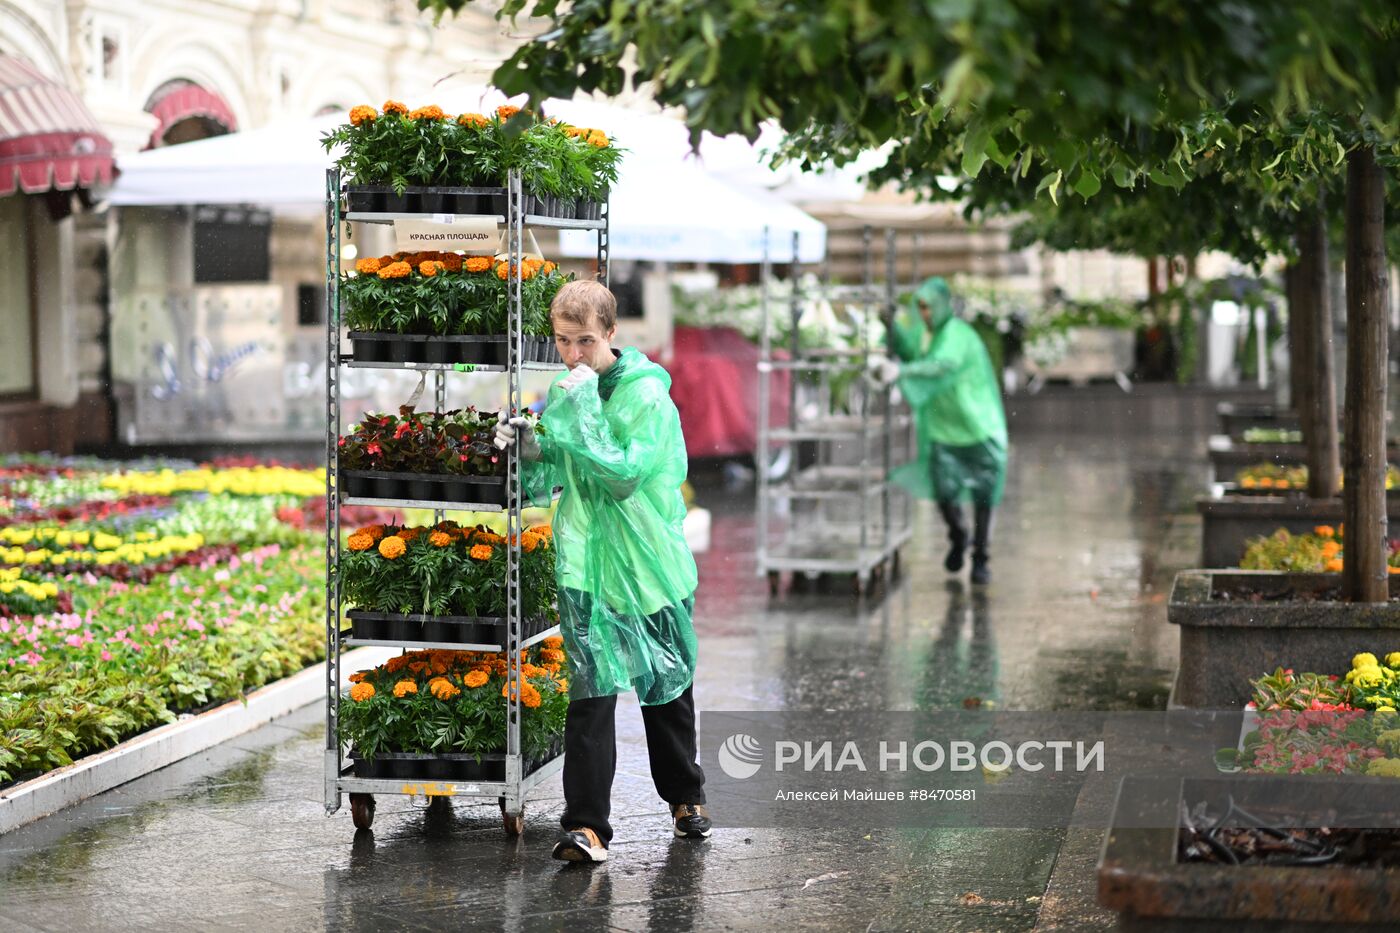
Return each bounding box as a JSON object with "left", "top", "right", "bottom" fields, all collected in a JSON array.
[
  {"left": 323, "top": 101, "right": 620, "bottom": 209},
  {"left": 0, "top": 457, "right": 346, "bottom": 786},
  {"left": 339, "top": 640, "right": 568, "bottom": 771}
]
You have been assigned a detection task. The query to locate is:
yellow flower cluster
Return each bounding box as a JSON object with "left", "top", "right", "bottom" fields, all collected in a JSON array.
[
  {"left": 0, "top": 569, "right": 58, "bottom": 600},
  {"left": 1345, "top": 652, "right": 1400, "bottom": 712},
  {"left": 99, "top": 466, "right": 324, "bottom": 498},
  {"left": 0, "top": 530, "right": 205, "bottom": 568}
]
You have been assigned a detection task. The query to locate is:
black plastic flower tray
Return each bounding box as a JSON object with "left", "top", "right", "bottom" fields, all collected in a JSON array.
[
  {"left": 345, "top": 609, "right": 555, "bottom": 645},
  {"left": 341, "top": 471, "right": 507, "bottom": 506},
  {"left": 344, "top": 185, "right": 587, "bottom": 220},
  {"left": 350, "top": 740, "right": 563, "bottom": 781},
  {"left": 348, "top": 332, "right": 507, "bottom": 366}
]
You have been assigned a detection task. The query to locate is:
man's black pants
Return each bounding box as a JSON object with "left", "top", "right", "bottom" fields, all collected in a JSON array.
[{"left": 560, "top": 684, "right": 706, "bottom": 846}]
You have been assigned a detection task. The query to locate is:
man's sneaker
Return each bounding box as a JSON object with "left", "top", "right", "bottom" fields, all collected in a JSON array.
[
  {"left": 671, "top": 803, "right": 712, "bottom": 839},
  {"left": 552, "top": 827, "right": 608, "bottom": 863}
]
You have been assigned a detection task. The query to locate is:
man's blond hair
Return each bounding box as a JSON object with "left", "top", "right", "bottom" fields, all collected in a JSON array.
[{"left": 550, "top": 279, "right": 617, "bottom": 331}]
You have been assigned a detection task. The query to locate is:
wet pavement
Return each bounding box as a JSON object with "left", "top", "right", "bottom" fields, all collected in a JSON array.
[{"left": 0, "top": 431, "right": 1207, "bottom": 932}]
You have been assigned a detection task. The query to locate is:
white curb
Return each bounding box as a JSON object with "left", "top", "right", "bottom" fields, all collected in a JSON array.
[{"left": 0, "top": 646, "right": 394, "bottom": 835}]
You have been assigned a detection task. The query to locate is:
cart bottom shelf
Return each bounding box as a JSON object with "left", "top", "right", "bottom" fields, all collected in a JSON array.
[{"left": 338, "top": 748, "right": 564, "bottom": 797}]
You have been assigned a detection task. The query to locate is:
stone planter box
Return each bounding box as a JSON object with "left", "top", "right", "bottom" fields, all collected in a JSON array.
[
  {"left": 1196, "top": 493, "right": 1400, "bottom": 568},
  {"left": 1215, "top": 402, "right": 1298, "bottom": 439},
  {"left": 1100, "top": 775, "right": 1400, "bottom": 930},
  {"left": 1167, "top": 570, "right": 1400, "bottom": 709},
  {"left": 1208, "top": 435, "right": 1400, "bottom": 483}
]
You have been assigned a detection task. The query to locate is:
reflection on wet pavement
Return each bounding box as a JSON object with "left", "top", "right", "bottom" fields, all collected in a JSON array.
[{"left": 0, "top": 433, "right": 1204, "bottom": 932}]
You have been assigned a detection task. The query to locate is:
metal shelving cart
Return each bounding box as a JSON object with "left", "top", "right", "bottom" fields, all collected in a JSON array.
[
  {"left": 322, "top": 168, "right": 608, "bottom": 833},
  {"left": 757, "top": 228, "right": 915, "bottom": 597}
]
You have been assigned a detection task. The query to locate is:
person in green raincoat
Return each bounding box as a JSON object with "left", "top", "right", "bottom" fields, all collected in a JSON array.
[
  {"left": 494, "top": 280, "right": 709, "bottom": 863},
  {"left": 878, "top": 277, "right": 1007, "bottom": 584}
]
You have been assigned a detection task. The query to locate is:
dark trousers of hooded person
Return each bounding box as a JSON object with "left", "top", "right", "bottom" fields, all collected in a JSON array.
[
  {"left": 561, "top": 684, "right": 706, "bottom": 846},
  {"left": 931, "top": 441, "right": 1003, "bottom": 584}
]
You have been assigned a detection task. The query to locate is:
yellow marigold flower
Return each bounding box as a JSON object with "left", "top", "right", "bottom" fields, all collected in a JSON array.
[
  {"left": 378, "top": 535, "right": 406, "bottom": 560},
  {"left": 349, "top": 105, "right": 377, "bottom": 126},
  {"left": 419, "top": 260, "right": 444, "bottom": 277},
  {"left": 587, "top": 129, "right": 609, "bottom": 148},
  {"left": 457, "top": 112, "right": 489, "bottom": 128},
  {"left": 350, "top": 682, "right": 375, "bottom": 702},
  {"left": 1386, "top": 652, "right": 1400, "bottom": 668},
  {"left": 563, "top": 126, "right": 585, "bottom": 139},
  {"left": 393, "top": 679, "right": 418, "bottom": 698},
  {"left": 464, "top": 669, "right": 489, "bottom": 688},
  {"left": 429, "top": 531, "right": 452, "bottom": 548},
  {"left": 1315, "top": 525, "right": 1336, "bottom": 539},
  {"left": 556, "top": 680, "right": 569, "bottom": 693},
  {"left": 383, "top": 100, "right": 408, "bottom": 115},
  {"left": 1356, "top": 653, "right": 1381, "bottom": 670},
  {"left": 355, "top": 257, "right": 381, "bottom": 275},
  {"left": 409, "top": 104, "right": 446, "bottom": 120},
  {"left": 347, "top": 533, "right": 373, "bottom": 552},
  {"left": 496, "top": 104, "right": 522, "bottom": 121},
  {"left": 521, "top": 683, "right": 542, "bottom": 708}
]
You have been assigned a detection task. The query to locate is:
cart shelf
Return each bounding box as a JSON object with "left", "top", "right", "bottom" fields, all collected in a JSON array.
[
  {"left": 345, "top": 211, "right": 605, "bottom": 231},
  {"left": 336, "top": 753, "right": 563, "bottom": 797},
  {"left": 343, "top": 357, "right": 567, "bottom": 373},
  {"left": 340, "top": 624, "right": 561, "bottom": 654}
]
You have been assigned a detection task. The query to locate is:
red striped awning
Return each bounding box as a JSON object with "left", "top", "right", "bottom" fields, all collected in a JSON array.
[
  {"left": 0, "top": 54, "right": 114, "bottom": 196},
  {"left": 145, "top": 82, "right": 237, "bottom": 148}
]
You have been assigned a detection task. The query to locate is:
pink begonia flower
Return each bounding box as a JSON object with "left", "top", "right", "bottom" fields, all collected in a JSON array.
[
  {"left": 230, "top": 556, "right": 243, "bottom": 571},
  {"left": 0, "top": 619, "right": 9, "bottom": 633},
  {"left": 111, "top": 582, "right": 128, "bottom": 593},
  {"left": 21, "top": 651, "right": 42, "bottom": 665},
  {"left": 186, "top": 620, "right": 205, "bottom": 632},
  {"left": 100, "top": 649, "right": 113, "bottom": 661},
  {"left": 64, "top": 634, "right": 83, "bottom": 648},
  {"left": 253, "top": 584, "right": 267, "bottom": 593},
  {"left": 143, "top": 622, "right": 159, "bottom": 636}
]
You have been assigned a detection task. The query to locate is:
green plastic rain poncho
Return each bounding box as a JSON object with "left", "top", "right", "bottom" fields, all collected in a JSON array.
[
  {"left": 525, "top": 347, "right": 698, "bottom": 706},
  {"left": 889, "top": 278, "right": 1008, "bottom": 506}
]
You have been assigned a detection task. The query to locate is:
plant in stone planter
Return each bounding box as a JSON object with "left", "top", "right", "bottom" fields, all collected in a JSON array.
[
  {"left": 338, "top": 407, "right": 510, "bottom": 477},
  {"left": 341, "top": 521, "right": 557, "bottom": 619},
  {"left": 339, "top": 639, "right": 568, "bottom": 762},
  {"left": 1241, "top": 525, "right": 1400, "bottom": 575},
  {"left": 1235, "top": 463, "right": 1400, "bottom": 492}
]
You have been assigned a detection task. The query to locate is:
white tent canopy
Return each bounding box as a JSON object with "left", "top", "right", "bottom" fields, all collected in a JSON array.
[{"left": 106, "top": 91, "right": 826, "bottom": 263}]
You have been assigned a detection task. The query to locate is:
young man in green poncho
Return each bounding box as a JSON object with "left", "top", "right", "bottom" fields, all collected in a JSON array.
[
  {"left": 875, "top": 276, "right": 1008, "bottom": 585},
  {"left": 494, "top": 280, "right": 709, "bottom": 864}
]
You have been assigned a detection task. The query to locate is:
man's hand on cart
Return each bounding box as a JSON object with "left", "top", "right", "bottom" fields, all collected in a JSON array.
[
  {"left": 867, "top": 355, "right": 901, "bottom": 387},
  {"left": 494, "top": 412, "right": 542, "bottom": 460},
  {"left": 558, "top": 363, "right": 597, "bottom": 393}
]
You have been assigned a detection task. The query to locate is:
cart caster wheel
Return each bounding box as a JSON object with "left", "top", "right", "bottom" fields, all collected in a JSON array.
[
  {"left": 350, "top": 793, "right": 375, "bottom": 830},
  {"left": 767, "top": 571, "right": 782, "bottom": 597},
  {"left": 499, "top": 800, "right": 525, "bottom": 836},
  {"left": 891, "top": 550, "right": 902, "bottom": 580}
]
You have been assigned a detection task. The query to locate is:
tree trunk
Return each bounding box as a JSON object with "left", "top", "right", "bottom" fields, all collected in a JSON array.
[
  {"left": 1295, "top": 203, "right": 1341, "bottom": 500},
  {"left": 1284, "top": 263, "right": 1304, "bottom": 409},
  {"left": 1342, "top": 146, "right": 1390, "bottom": 603}
]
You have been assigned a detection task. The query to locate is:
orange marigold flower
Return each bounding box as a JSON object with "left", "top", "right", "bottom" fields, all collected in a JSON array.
[
  {"left": 495, "top": 261, "right": 512, "bottom": 280},
  {"left": 393, "top": 679, "right": 418, "bottom": 698},
  {"left": 408, "top": 661, "right": 429, "bottom": 674},
  {"left": 439, "top": 253, "right": 464, "bottom": 273},
  {"left": 556, "top": 680, "right": 569, "bottom": 694},
  {"left": 1315, "top": 525, "right": 1336, "bottom": 539},
  {"left": 399, "top": 527, "right": 422, "bottom": 542},
  {"left": 385, "top": 655, "right": 409, "bottom": 674},
  {"left": 464, "top": 255, "right": 492, "bottom": 273},
  {"left": 383, "top": 100, "right": 409, "bottom": 115},
  {"left": 469, "top": 543, "right": 494, "bottom": 560},
  {"left": 475, "top": 531, "right": 505, "bottom": 545},
  {"left": 429, "top": 531, "right": 452, "bottom": 548},
  {"left": 521, "top": 531, "right": 543, "bottom": 553},
  {"left": 563, "top": 126, "right": 585, "bottom": 139},
  {"left": 409, "top": 104, "right": 446, "bottom": 121},
  {"left": 348, "top": 671, "right": 366, "bottom": 683},
  {"left": 464, "top": 669, "right": 489, "bottom": 688},
  {"left": 531, "top": 525, "right": 553, "bottom": 541},
  {"left": 377, "top": 261, "right": 412, "bottom": 280},
  {"left": 542, "top": 261, "right": 556, "bottom": 275},
  {"left": 349, "top": 682, "right": 375, "bottom": 702},
  {"left": 540, "top": 648, "right": 565, "bottom": 663},
  {"left": 457, "top": 112, "right": 489, "bottom": 128},
  {"left": 419, "top": 260, "right": 445, "bottom": 277},
  {"left": 347, "top": 533, "right": 373, "bottom": 552},
  {"left": 1326, "top": 558, "right": 1344, "bottom": 572},
  {"left": 542, "top": 633, "right": 563, "bottom": 649},
  {"left": 355, "top": 257, "right": 381, "bottom": 275},
  {"left": 587, "top": 129, "right": 609, "bottom": 148},
  {"left": 521, "top": 683, "right": 542, "bottom": 708},
  {"left": 378, "top": 535, "right": 406, "bottom": 559},
  {"left": 359, "top": 524, "right": 386, "bottom": 541},
  {"left": 349, "top": 105, "right": 377, "bottom": 126},
  {"left": 497, "top": 104, "right": 522, "bottom": 121},
  {"left": 430, "top": 677, "right": 461, "bottom": 700}
]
